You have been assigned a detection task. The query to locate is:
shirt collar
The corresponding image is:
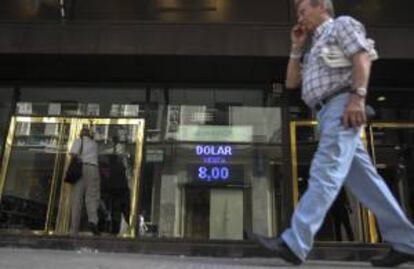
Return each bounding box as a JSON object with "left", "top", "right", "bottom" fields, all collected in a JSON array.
[{"left": 313, "top": 18, "right": 334, "bottom": 41}]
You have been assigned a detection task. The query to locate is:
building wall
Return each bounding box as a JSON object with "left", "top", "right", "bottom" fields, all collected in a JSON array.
[{"left": 0, "top": 0, "right": 413, "bottom": 243}]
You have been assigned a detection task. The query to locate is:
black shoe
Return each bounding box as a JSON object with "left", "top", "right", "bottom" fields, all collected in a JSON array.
[
  {"left": 253, "top": 234, "right": 302, "bottom": 265},
  {"left": 371, "top": 248, "right": 414, "bottom": 267},
  {"left": 88, "top": 222, "right": 101, "bottom": 236}
]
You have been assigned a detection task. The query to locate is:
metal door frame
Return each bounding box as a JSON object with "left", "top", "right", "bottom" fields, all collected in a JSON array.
[
  {"left": 0, "top": 116, "right": 145, "bottom": 238},
  {"left": 289, "top": 120, "right": 378, "bottom": 243}
]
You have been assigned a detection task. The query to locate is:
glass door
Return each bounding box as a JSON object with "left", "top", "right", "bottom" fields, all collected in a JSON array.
[
  {"left": 0, "top": 116, "right": 71, "bottom": 234},
  {"left": 55, "top": 118, "right": 145, "bottom": 237},
  {"left": 368, "top": 123, "right": 414, "bottom": 227},
  {"left": 0, "top": 116, "right": 145, "bottom": 237},
  {"left": 290, "top": 121, "right": 378, "bottom": 243}
]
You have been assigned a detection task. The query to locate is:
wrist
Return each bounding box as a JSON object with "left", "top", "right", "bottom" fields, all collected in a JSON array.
[
  {"left": 291, "top": 43, "right": 303, "bottom": 52},
  {"left": 350, "top": 93, "right": 366, "bottom": 103},
  {"left": 290, "top": 52, "right": 302, "bottom": 59},
  {"left": 290, "top": 44, "right": 303, "bottom": 59},
  {"left": 350, "top": 87, "right": 367, "bottom": 98}
]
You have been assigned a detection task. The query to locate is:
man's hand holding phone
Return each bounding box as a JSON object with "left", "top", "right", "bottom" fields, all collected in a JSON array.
[{"left": 290, "top": 25, "right": 308, "bottom": 59}]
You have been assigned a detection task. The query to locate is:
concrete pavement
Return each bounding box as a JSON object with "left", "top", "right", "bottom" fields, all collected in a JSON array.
[{"left": 0, "top": 247, "right": 413, "bottom": 269}]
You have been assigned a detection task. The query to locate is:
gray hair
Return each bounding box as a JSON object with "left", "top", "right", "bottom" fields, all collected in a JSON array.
[{"left": 296, "top": 0, "right": 335, "bottom": 17}]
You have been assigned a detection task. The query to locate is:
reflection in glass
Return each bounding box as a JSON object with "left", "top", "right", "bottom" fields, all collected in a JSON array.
[
  {"left": 15, "top": 102, "right": 144, "bottom": 118},
  {"left": 330, "top": 189, "right": 355, "bottom": 241},
  {"left": 370, "top": 126, "right": 414, "bottom": 222},
  {"left": 139, "top": 141, "right": 283, "bottom": 240},
  {"left": 165, "top": 105, "right": 282, "bottom": 143},
  {"left": 99, "top": 153, "right": 131, "bottom": 234},
  {"left": 138, "top": 105, "right": 284, "bottom": 240},
  {"left": 0, "top": 88, "right": 14, "bottom": 158},
  {"left": 0, "top": 121, "right": 69, "bottom": 232},
  {"left": 0, "top": 117, "right": 144, "bottom": 237},
  {"left": 94, "top": 123, "right": 139, "bottom": 236}
]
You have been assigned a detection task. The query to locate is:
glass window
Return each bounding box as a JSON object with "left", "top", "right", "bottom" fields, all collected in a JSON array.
[
  {"left": 164, "top": 105, "right": 281, "bottom": 144},
  {"left": 366, "top": 89, "right": 414, "bottom": 121},
  {"left": 4, "top": 86, "right": 288, "bottom": 240},
  {"left": 139, "top": 87, "right": 285, "bottom": 240},
  {"left": 18, "top": 87, "right": 147, "bottom": 117},
  {"left": 369, "top": 125, "right": 414, "bottom": 223},
  {"left": 0, "top": 88, "right": 14, "bottom": 158}
]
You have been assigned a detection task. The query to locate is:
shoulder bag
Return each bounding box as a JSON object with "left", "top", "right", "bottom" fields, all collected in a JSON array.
[{"left": 64, "top": 138, "right": 83, "bottom": 184}]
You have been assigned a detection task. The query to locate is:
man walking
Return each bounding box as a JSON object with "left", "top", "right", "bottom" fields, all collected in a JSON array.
[{"left": 255, "top": 0, "right": 414, "bottom": 267}]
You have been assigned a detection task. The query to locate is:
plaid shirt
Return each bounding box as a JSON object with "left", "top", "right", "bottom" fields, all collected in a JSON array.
[{"left": 301, "top": 16, "right": 373, "bottom": 108}]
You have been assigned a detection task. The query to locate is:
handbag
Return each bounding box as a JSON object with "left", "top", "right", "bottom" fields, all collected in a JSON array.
[{"left": 65, "top": 138, "right": 83, "bottom": 184}]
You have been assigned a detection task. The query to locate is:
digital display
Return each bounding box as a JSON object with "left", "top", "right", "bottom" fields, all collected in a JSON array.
[
  {"left": 189, "top": 144, "right": 244, "bottom": 185},
  {"left": 188, "top": 164, "right": 244, "bottom": 184},
  {"left": 198, "top": 165, "right": 229, "bottom": 181},
  {"left": 195, "top": 145, "right": 233, "bottom": 156}
]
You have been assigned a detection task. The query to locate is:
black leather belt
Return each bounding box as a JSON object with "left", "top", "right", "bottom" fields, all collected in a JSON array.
[{"left": 314, "top": 87, "right": 351, "bottom": 111}]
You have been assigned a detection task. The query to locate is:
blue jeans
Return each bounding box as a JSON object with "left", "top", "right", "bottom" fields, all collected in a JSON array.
[{"left": 281, "top": 93, "right": 414, "bottom": 261}]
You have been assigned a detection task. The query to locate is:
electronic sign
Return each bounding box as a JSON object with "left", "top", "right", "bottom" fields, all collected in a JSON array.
[{"left": 189, "top": 144, "right": 244, "bottom": 185}]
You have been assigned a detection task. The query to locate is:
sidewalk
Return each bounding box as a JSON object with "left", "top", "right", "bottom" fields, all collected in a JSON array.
[{"left": 1, "top": 247, "right": 413, "bottom": 269}]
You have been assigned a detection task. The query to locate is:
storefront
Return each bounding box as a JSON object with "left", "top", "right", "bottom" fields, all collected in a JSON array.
[
  {"left": 0, "top": 85, "right": 413, "bottom": 246},
  {"left": 0, "top": 86, "right": 287, "bottom": 240}
]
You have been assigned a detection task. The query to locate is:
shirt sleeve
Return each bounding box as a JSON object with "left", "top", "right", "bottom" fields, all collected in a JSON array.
[
  {"left": 69, "top": 139, "right": 81, "bottom": 155},
  {"left": 334, "top": 16, "right": 372, "bottom": 59}
]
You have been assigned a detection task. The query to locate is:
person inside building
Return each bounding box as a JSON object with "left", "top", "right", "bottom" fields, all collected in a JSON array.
[
  {"left": 254, "top": 0, "right": 414, "bottom": 267},
  {"left": 100, "top": 133, "right": 131, "bottom": 235},
  {"left": 69, "top": 127, "right": 101, "bottom": 236}
]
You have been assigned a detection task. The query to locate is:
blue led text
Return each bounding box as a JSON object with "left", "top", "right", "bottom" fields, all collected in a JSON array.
[{"left": 196, "top": 145, "right": 232, "bottom": 156}]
